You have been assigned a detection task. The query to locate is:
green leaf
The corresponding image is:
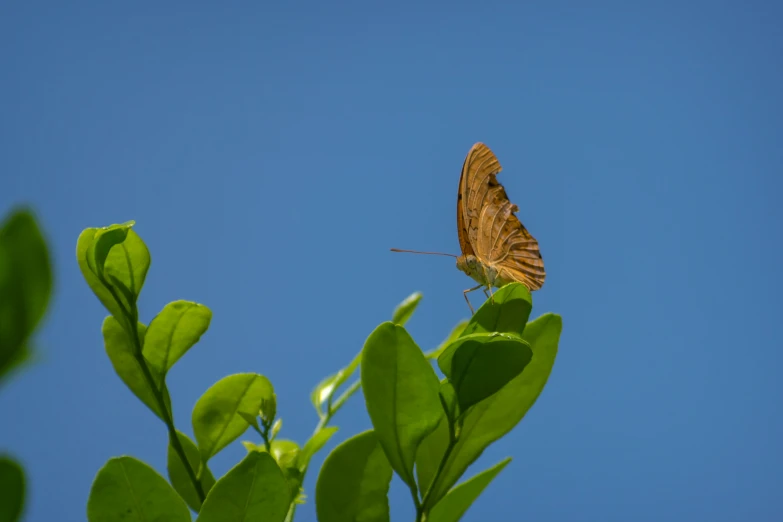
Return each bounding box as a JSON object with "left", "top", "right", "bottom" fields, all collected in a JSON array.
[
  {"left": 102, "top": 316, "right": 171, "bottom": 422},
  {"left": 312, "top": 351, "right": 361, "bottom": 415},
  {"left": 242, "top": 439, "right": 302, "bottom": 481},
  {"left": 241, "top": 439, "right": 303, "bottom": 503},
  {"left": 242, "top": 441, "right": 265, "bottom": 452},
  {"left": 298, "top": 426, "right": 338, "bottom": 471},
  {"left": 237, "top": 411, "right": 261, "bottom": 433},
  {"left": 361, "top": 322, "right": 442, "bottom": 488},
  {"left": 167, "top": 430, "right": 216, "bottom": 513},
  {"left": 86, "top": 226, "right": 130, "bottom": 280},
  {"left": 311, "top": 373, "right": 340, "bottom": 415},
  {"left": 260, "top": 394, "right": 277, "bottom": 424},
  {"left": 315, "top": 430, "right": 392, "bottom": 522},
  {"left": 268, "top": 439, "right": 300, "bottom": 470},
  {"left": 0, "top": 209, "right": 52, "bottom": 381},
  {"left": 192, "top": 373, "right": 274, "bottom": 462},
  {"left": 267, "top": 439, "right": 302, "bottom": 502},
  {"left": 442, "top": 334, "right": 532, "bottom": 412},
  {"left": 0, "top": 455, "right": 25, "bottom": 522},
  {"left": 144, "top": 301, "right": 212, "bottom": 378},
  {"left": 427, "top": 458, "right": 511, "bottom": 522},
  {"left": 87, "top": 456, "right": 190, "bottom": 522},
  {"left": 270, "top": 418, "right": 282, "bottom": 440},
  {"left": 437, "top": 332, "right": 522, "bottom": 380},
  {"left": 76, "top": 224, "right": 150, "bottom": 330},
  {"left": 196, "top": 451, "right": 289, "bottom": 522},
  {"left": 424, "top": 313, "right": 562, "bottom": 508},
  {"left": 461, "top": 283, "right": 532, "bottom": 339},
  {"left": 391, "top": 291, "right": 422, "bottom": 326},
  {"left": 426, "top": 320, "right": 468, "bottom": 360}
]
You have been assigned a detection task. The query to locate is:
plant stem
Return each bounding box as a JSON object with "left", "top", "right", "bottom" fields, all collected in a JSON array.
[
  {"left": 283, "top": 506, "right": 296, "bottom": 522},
  {"left": 325, "top": 380, "right": 361, "bottom": 426},
  {"left": 286, "top": 379, "right": 363, "bottom": 522},
  {"left": 419, "top": 426, "right": 459, "bottom": 514},
  {"left": 110, "top": 289, "right": 205, "bottom": 503},
  {"left": 409, "top": 481, "right": 424, "bottom": 522},
  {"left": 261, "top": 422, "right": 272, "bottom": 453}
]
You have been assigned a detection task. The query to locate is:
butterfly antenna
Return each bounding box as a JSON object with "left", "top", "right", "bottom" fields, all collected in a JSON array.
[{"left": 390, "top": 248, "right": 458, "bottom": 258}]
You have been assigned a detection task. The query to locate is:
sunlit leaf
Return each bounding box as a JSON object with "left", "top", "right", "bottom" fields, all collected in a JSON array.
[
  {"left": 196, "top": 452, "right": 289, "bottom": 522},
  {"left": 144, "top": 301, "right": 211, "bottom": 379},
  {"left": 87, "top": 456, "right": 190, "bottom": 522},
  {"left": 192, "top": 373, "right": 274, "bottom": 462},
  {"left": 311, "top": 350, "right": 361, "bottom": 415},
  {"left": 167, "top": 431, "right": 216, "bottom": 512},
  {"left": 423, "top": 313, "right": 562, "bottom": 508},
  {"left": 315, "top": 430, "right": 392, "bottom": 522},
  {"left": 298, "top": 427, "right": 338, "bottom": 472},
  {"left": 242, "top": 441, "right": 265, "bottom": 452},
  {"left": 237, "top": 411, "right": 261, "bottom": 433},
  {"left": 268, "top": 439, "right": 299, "bottom": 469},
  {"left": 86, "top": 226, "right": 130, "bottom": 281},
  {"left": 443, "top": 335, "right": 532, "bottom": 412},
  {"left": 267, "top": 439, "right": 302, "bottom": 503},
  {"left": 102, "top": 316, "right": 171, "bottom": 422},
  {"left": 270, "top": 418, "right": 282, "bottom": 440},
  {"left": 311, "top": 373, "right": 340, "bottom": 415},
  {"left": 391, "top": 291, "right": 422, "bottom": 326},
  {"left": 76, "top": 224, "right": 149, "bottom": 331},
  {"left": 361, "top": 322, "right": 442, "bottom": 488},
  {"left": 460, "top": 283, "right": 532, "bottom": 339},
  {"left": 437, "top": 332, "right": 523, "bottom": 380},
  {"left": 427, "top": 458, "right": 511, "bottom": 522}
]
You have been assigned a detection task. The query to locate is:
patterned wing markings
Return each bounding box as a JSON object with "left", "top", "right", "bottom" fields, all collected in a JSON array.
[{"left": 458, "top": 143, "right": 546, "bottom": 291}]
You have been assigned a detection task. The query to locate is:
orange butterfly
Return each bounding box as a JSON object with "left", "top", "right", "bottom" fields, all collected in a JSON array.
[{"left": 392, "top": 142, "right": 545, "bottom": 313}]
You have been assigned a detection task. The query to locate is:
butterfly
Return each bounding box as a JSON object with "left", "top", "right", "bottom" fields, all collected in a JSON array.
[{"left": 392, "top": 142, "right": 546, "bottom": 313}]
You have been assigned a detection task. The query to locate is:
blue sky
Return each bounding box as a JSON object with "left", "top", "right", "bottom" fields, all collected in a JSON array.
[{"left": 2, "top": 2, "right": 782, "bottom": 521}]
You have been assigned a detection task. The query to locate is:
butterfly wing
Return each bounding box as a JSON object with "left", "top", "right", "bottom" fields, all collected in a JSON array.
[
  {"left": 462, "top": 143, "right": 546, "bottom": 290},
  {"left": 458, "top": 143, "right": 501, "bottom": 256},
  {"left": 478, "top": 194, "right": 546, "bottom": 290}
]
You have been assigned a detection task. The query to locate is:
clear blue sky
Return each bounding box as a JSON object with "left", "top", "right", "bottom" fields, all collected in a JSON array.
[{"left": 2, "top": 2, "right": 781, "bottom": 521}]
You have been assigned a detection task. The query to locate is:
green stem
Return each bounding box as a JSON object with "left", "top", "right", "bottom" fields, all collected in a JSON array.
[
  {"left": 283, "top": 500, "right": 297, "bottom": 522},
  {"left": 286, "top": 379, "right": 363, "bottom": 522},
  {"left": 419, "top": 423, "right": 459, "bottom": 515},
  {"left": 327, "top": 380, "right": 361, "bottom": 424},
  {"left": 110, "top": 288, "right": 205, "bottom": 503},
  {"left": 410, "top": 480, "right": 424, "bottom": 522},
  {"left": 261, "top": 422, "right": 272, "bottom": 453}
]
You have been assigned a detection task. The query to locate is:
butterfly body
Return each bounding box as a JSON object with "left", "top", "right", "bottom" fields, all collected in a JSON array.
[{"left": 456, "top": 254, "right": 509, "bottom": 289}]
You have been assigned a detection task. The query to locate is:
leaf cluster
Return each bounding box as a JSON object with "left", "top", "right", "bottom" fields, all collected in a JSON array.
[
  {"left": 323, "top": 283, "right": 562, "bottom": 522},
  {"left": 1, "top": 214, "right": 562, "bottom": 522}
]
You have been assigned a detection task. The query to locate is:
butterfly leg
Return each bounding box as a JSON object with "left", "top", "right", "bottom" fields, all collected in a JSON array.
[
  {"left": 463, "top": 284, "right": 483, "bottom": 315},
  {"left": 480, "top": 265, "right": 496, "bottom": 305}
]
